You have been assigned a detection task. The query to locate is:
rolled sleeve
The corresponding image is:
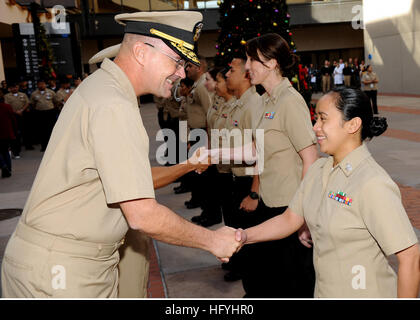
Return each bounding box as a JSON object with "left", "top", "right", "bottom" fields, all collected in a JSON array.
[
  {"left": 89, "top": 102, "right": 155, "bottom": 204},
  {"left": 360, "top": 177, "right": 418, "bottom": 256}
]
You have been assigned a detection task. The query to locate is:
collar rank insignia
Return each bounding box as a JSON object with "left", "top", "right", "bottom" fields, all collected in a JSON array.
[
  {"left": 264, "top": 111, "right": 275, "bottom": 119},
  {"left": 328, "top": 190, "right": 352, "bottom": 206}
]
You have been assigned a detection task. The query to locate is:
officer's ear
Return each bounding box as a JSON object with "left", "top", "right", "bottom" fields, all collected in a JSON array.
[{"left": 132, "top": 42, "right": 146, "bottom": 67}]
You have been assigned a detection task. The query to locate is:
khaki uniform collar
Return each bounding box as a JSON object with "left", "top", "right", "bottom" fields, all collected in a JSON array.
[
  {"left": 100, "top": 58, "right": 138, "bottom": 106},
  {"left": 196, "top": 73, "right": 206, "bottom": 87},
  {"left": 238, "top": 86, "right": 256, "bottom": 107},
  {"left": 262, "top": 77, "right": 291, "bottom": 105},
  {"left": 321, "top": 143, "right": 371, "bottom": 177}
]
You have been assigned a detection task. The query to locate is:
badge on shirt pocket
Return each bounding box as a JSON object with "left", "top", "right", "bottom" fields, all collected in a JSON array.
[
  {"left": 221, "top": 113, "right": 228, "bottom": 118},
  {"left": 328, "top": 190, "right": 353, "bottom": 206},
  {"left": 264, "top": 111, "right": 275, "bottom": 119},
  {"left": 232, "top": 120, "right": 239, "bottom": 127}
]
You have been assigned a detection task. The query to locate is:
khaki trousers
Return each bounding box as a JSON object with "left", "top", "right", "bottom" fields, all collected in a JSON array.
[
  {"left": 322, "top": 75, "right": 331, "bottom": 93},
  {"left": 117, "top": 229, "right": 151, "bottom": 298},
  {"left": 1, "top": 222, "right": 121, "bottom": 298},
  {"left": 344, "top": 75, "right": 351, "bottom": 87}
]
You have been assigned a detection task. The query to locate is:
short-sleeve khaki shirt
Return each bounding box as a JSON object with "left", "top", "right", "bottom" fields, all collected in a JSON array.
[
  {"left": 228, "top": 86, "right": 262, "bottom": 177},
  {"left": 55, "top": 88, "right": 73, "bottom": 110},
  {"left": 211, "top": 97, "right": 237, "bottom": 174},
  {"left": 255, "top": 78, "right": 316, "bottom": 207},
  {"left": 289, "top": 144, "right": 418, "bottom": 298},
  {"left": 30, "top": 88, "right": 56, "bottom": 111},
  {"left": 21, "top": 58, "right": 155, "bottom": 244},
  {"left": 362, "top": 72, "right": 379, "bottom": 91},
  {"left": 4, "top": 92, "right": 29, "bottom": 113},
  {"left": 186, "top": 74, "right": 212, "bottom": 129},
  {"left": 206, "top": 93, "right": 225, "bottom": 129}
]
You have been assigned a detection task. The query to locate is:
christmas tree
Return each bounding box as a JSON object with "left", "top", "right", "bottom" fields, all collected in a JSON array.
[
  {"left": 215, "top": 0, "right": 295, "bottom": 66},
  {"left": 215, "top": 0, "right": 312, "bottom": 106}
]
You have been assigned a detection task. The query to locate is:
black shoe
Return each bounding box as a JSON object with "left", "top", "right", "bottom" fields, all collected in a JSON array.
[
  {"left": 221, "top": 262, "right": 232, "bottom": 271},
  {"left": 185, "top": 200, "right": 201, "bottom": 209},
  {"left": 224, "top": 271, "right": 242, "bottom": 282},
  {"left": 198, "top": 217, "right": 222, "bottom": 227},
  {"left": 1, "top": 167, "right": 11, "bottom": 178},
  {"left": 174, "top": 185, "right": 190, "bottom": 194},
  {"left": 191, "top": 215, "right": 204, "bottom": 223}
]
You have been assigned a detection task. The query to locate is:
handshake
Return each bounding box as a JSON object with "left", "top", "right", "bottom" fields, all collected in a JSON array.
[{"left": 209, "top": 226, "right": 248, "bottom": 263}]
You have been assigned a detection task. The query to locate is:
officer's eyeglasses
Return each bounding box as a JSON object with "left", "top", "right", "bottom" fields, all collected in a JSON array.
[{"left": 144, "top": 43, "right": 186, "bottom": 70}]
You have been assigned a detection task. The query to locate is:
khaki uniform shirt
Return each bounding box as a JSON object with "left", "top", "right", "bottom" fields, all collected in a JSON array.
[
  {"left": 289, "top": 144, "right": 418, "bottom": 298},
  {"left": 228, "top": 86, "right": 262, "bottom": 177},
  {"left": 211, "top": 97, "right": 237, "bottom": 174},
  {"left": 55, "top": 88, "right": 73, "bottom": 110},
  {"left": 255, "top": 78, "right": 316, "bottom": 207},
  {"left": 186, "top": 74, "right": 212, "bottom": 129},
  {"left": 30, "top": 88, "right": 57, "bottom": 111},
  {"left": 163, "top": 96, "right": 181, "bottom": 120},
  {"left": 21, "top": 58, "right": 155, "bottom": 244},
  {"left": 206, "top": 92, "right": 225, "bottom": 129},
  {"left": 4, "top": 92, "right": 29, "bottom": 113},
  {"left": 179, "top": 97, "right": 188, "bottom": 121},
  {"left": 362, "top": 72, "right": 379, "bottom": 91}
]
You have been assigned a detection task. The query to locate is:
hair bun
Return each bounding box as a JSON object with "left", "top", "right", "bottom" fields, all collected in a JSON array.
[{"left": 370, "top": 116, "right": 388, "bottom": 137}]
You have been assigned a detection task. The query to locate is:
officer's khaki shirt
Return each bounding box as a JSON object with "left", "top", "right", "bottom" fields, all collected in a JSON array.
[
  {"left": 163, "top": 96, "right": 181, "bottom": 119},
  {"left": 55, "top": 88, "right": 72, "bottom": 110},
  {"left": 21, "top": 58, "right": 155, "bottom": 244},
  {"left": 179, "top": 97, "right": 188, "bottom": 121},
  {"left": 206, "top": 92, "right": 224, "bottom": 129},
  {"left": 186, "top": 74, "right": 212, "bottom": 129},
  {"left": 30, "top": 88, "right": 57, "bottom": 111},
  {"left": 228, "top": 86, "right": 262, "bottom": 177},
  {"left": 362, "top": 72, "right": 379, "bottom": 91},
  {"left": 255, "top": 78, "right": 316, "bottom": 207},
  {"left": 289, "top": 144, "right": 418, "bottom": 298},
  {"left": 4, "top": 92, "right": 29, "bottom": 113},
  {"left": 210, "top": 97, "right": 237, "bottom": 174}
]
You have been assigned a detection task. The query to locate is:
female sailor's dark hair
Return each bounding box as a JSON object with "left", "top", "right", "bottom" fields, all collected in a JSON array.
[
  {"left": 245, "top": 33, "right": 298, "bottom": 75},
  {"left": 330, "top": 87, "right": 387, "bottom": 140}
]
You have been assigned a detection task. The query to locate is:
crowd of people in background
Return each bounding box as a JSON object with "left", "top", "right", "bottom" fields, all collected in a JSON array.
[
  {"left": 299, "top": 58, "right": 379, "bottom": 116},
  {"left": 0, "top": 74, "right": 87, "bottom": 178}
]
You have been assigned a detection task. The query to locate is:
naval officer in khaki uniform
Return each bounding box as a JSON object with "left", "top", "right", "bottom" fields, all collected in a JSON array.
[
  {"left": 239, "top": 88, "right": 420, "bottom": 298},
  {"left": 221, "top": 55, "right": 261, "bottom": 281},
  {"left": 1, "top": 11, "right": 242, "bottom": 298},
  {"left": 55, "top": 79, "right": 74, "bottom": 112},
  {"left": 4, "top": 83, "right": 30, "bottom": 158},
  {"left": 183, "top": 56, "right": 212, "bottom": 208},
  {"left": 30, "top": 79, "right": 59, "bottom": 152}
]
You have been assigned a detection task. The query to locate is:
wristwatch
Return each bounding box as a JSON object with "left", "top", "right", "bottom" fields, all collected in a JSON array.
[{"left": 249, "top": 192, "right": 259, "bottom": 200}]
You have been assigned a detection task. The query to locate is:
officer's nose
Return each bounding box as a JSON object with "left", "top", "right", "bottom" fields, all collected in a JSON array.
[{"left": 176, "top": 65, "right": 186, "bottom": 79}]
